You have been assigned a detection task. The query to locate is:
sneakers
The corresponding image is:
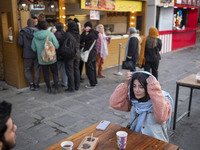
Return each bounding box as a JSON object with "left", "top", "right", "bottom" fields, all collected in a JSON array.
[
  {"left": 65, "top": 88, "right": 74, "bottom": 92},
  {"left": 98, "top": 74, "right": 106, "bottom": 78},
  {"left": 30, "top": 83, "right": 35, "bottom": 91},
  {"left": 85, "top": 84, "right": 95, "bottom": 89},
  {"left": 34, "top": 84, "right": 40, "bottom": 90}
]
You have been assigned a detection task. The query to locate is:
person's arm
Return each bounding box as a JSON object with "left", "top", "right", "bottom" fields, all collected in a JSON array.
[
  {"left": 18, "top": 31, "right": 24, "bottom": 46},
  {"left": 157, "top": 39, "right": 162, "bottom": 52},
  {"left": 31, "top": 38, "right": 36, "bottom": 52},
  {"left": 127, "top": 37, "right": 138, "bottom": 61},
  {"left": 110, "top": 72, "right": 132, "bottom": 112},
  {"left": 51, "top": 32, "right": 59, "bottom": 49},
  {"left": 147, "top": 76, "right": 172, "bottom": 124}
]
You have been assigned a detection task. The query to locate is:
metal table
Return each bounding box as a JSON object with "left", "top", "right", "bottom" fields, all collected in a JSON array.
[{"left": 173, "top": 74, "right": 200, "bottom": 130}]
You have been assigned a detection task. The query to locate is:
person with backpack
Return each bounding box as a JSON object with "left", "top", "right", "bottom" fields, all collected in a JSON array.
[
  {"left": 18, "top": 18, "right": 40, "bottom": 91},
  {"left": 54, "top": 22, "right": 68, "bottom": 87},
  {"left": 31, "top": 21, "right": 59, "bottom": 94},
  {"left": 59, "top": 20, "right": 80, "bottom": 92},
  {"left": 81, "top": 21, "right": 99, "bottom": 88}
]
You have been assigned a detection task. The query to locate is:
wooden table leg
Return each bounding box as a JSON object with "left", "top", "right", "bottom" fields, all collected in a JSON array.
[{"left": 173, "top": 84, "right": 179, "bottom": 130}]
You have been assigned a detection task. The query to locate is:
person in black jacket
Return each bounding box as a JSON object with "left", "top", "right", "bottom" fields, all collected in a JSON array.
[
  {"left": 124, "top": 27, "right": 139, "bottom": 72},
  {"left": 18, "top": 18, "right": 40, "bottom": 90},
  {"left": 59, "top": 20, "right": 80, "bottom": 92},
  {"left": 81, "top": 21, "right": 99, "bottom": 88},
  {"left": 139, "top": 27, "right": 162, "bottom": 79}
]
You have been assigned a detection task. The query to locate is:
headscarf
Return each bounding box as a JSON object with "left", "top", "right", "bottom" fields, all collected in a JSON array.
[
  {"left": 138, "top": 27, "right": 159, "bottom": 67},
  {"left": 128, "top": 71, "right": 174, "bottom": 132}
]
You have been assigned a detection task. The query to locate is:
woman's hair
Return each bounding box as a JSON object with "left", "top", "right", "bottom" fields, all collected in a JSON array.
[
  {"left": 38, "top": 21, "right": 48, "bottom": 30},
  {"left": 0, "top": 101, "right": 12, "bottom": 141},
  {"left": 55, "top": 22, "right": 64, "bottom": 31},
  {"left": 146, "top": 36, "right": 158, "bottom": 49},
  {"left": 129, "top": 73, "right": 150, "bottom": 102}
]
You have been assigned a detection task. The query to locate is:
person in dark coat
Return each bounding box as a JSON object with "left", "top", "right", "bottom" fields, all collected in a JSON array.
[
  {"left": 124, "top": 27, "right": 139, "bottom": 72},
  {"left": 18, "top": 18, "right": 40, "bottom": 90},
  {"left": 59, "top": 20, "right": 81, "bottom": 92},
  {"left": 139, "top": 27, "right": 162, "bottom": 79},
  {"left": 54, "top": 22, "right": 68, "bottom": 87},
  {"left": 81, "top": 21, "right": 99, "bottom": 88}
]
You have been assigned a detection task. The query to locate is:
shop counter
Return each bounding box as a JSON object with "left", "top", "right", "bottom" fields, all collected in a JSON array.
[{"left": 172, "top": 28, "right": 197, "bottom": 50}]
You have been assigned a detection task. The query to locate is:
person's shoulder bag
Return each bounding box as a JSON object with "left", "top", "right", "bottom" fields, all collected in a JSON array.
[{"left": 81, "top": 40, "right": 96, "bottom": 62}]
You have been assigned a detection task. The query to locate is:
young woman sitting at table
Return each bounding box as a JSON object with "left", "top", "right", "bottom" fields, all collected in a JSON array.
[{"left": 110, "top": 71, "right": 173, "bottom": 142}]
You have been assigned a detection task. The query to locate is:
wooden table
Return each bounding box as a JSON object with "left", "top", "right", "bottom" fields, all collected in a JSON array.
[
  {"left": 173, "top": 74, "right": 200, "bottom": 130},
  {"left": 45, "top": 122, "right": 179, "bottom": 150}
]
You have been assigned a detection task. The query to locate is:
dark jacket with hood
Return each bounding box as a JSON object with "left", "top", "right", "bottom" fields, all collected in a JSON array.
[
  {"left": 59, "top": 21, "right": 81, "bottom": 59},
  {"left": 54, "top": 30, "right": 65, "bottom": 61},
  {"left": 80, "top": 29, "right": 99, "bottom": 61},
  {"left": 18, "top": 27, "right": 38, "bottom": 58}
]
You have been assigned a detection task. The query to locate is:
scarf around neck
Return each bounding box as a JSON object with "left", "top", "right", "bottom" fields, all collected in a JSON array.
[{"left": 99, "top": 32, "right": 108, "bottom": 59}]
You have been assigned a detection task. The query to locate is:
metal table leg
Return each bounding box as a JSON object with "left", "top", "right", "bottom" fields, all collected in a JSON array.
[
  {"left": 173, "top": 84, "right": 179, "bottom": 130},
  {"left": 188, "top": 88, "right": 193, "bottom": 117}
]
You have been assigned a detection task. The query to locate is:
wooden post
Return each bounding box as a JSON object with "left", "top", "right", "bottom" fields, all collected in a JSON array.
[{"left": 58, "top": 0, "right": 66, "bottom": 30}]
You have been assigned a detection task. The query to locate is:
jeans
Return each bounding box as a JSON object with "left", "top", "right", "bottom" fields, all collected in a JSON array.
[
  {"left": 24, "top": 58, "right": 40, "bottom": 85},
  {"left": 57, "top": 61, "right": 67, "bottom": 86},
  {"left": 144, "top": 61, "right": 159, "bottom": 79},
  {"left": 85, "top": 60, "right": 97, "bottom": 86}
]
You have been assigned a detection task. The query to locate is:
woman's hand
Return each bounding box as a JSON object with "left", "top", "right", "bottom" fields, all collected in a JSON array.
[
  {"left": 146, "top": 76, "right": 157, "bottom": 84},
  {"left": 124, "top": 72, "right": 132, "bottom": 87}
]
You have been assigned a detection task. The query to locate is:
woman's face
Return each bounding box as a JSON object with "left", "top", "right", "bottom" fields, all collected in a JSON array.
[
  {"left": 98, "top": 26, "right": 104, "bottom": 34},
  {"left": 133, "top": 79, "right": 145, "bottom": 99}
]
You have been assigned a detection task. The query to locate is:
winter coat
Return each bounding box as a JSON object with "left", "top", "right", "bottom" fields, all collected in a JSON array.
[
  {"left": 80, "top": 29, "right": 99, "bottom": 61},
  {"left": 127, "top": 36, "right": 139, "bottom": 63},
  {"left": 54, "top": 31, "right": 65, "bottom": 61},
  {"left": 31, "top": 30, "right": 59, "bottom": 65},
  {"left": 18, "top": 27, "right": 38, "bottom": 59},
  {"left": 145, "top": 38, "right": 162, "bottom": 62}
]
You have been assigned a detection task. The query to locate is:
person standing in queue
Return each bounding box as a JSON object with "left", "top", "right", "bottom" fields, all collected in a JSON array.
[
  {"left": 96, "top": 24, "right": 110, "bottom": 78},
  {"left": 31, "top": 21, "right": 59, "bottom": 94},
  {"left": 59, "top": 20, "right": 81, "bottom": 92},
  {"left": 139, "top": 27, "right": 162, "bottom": 79},
  {"left": 18, "top": 18, "right": 40, "bottom": 91},
  {"left": 81, "top": 21, "right": 99, "bottom": 88}
]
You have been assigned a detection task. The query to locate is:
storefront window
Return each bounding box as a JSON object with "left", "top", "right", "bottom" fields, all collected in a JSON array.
[{"left": 173, "top": 8, "right": 188, "bottom": 29}]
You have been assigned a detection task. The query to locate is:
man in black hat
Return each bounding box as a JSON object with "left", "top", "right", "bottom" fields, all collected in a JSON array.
[
  {"left": 0, "top": 101, "right": 17, "bottom": 150},
  {"left": 81, "top": 21, "right": 99, "bottom": 88}
]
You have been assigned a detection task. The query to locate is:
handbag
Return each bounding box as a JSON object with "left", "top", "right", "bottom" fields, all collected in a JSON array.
[
  {"left": 122, "top": 60, "right": 135, "bottom": 70},
  {"left": 81, "top": 40, "right": 96, "bottom": 62}
]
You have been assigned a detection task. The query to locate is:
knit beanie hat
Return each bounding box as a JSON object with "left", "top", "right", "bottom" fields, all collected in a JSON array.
[
  {"left": 148, "top": 26, "right": 159, "bottom": 38},
  {"left": 129, "top": 27, "right": 137, "bottom": 34},
  {"left": 84, "top": 21, "right": 92, "bottom": 28},
  {"left": 27, "top": 18, "right": 35, "bottom": 27}
]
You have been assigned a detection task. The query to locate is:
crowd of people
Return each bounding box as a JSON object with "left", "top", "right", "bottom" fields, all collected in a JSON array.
[
  {"left": 18, "top": 15, "right": 111, "bottom": 94},
  {"left": 0, "top": 15, "right": 175, "bottom": 150}
]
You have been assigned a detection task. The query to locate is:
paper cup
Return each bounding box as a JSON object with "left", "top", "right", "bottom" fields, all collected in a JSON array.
[
  {"left": 116, "top": 131, "right": 128, "bottom": 150},
  {"left": 61, "top": 141, "right": 73, "bottom": 150},
  {"left": 8, "top": 36, "right": 13, "bottom": 42}
]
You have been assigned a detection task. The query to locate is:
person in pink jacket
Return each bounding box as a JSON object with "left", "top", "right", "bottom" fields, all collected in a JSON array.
[{"left": 110, "top": 71, "right": 173, "bottom": 142}]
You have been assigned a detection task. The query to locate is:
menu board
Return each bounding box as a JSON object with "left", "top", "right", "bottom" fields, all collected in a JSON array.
[
  {"left": 176, "top": 0, "right": 182, "bottom": 4},
  {"left": 85, "top": 0, "right": 115, "bottom": 10},
  {"left": 197, "top": 0, "right": 200, "bottom": 5},
  {"left": 90, "top": 10, "right": 100, "bottom": 20},
  {"left": 192, "top": 0, "right": 196, "bottom": 5}
]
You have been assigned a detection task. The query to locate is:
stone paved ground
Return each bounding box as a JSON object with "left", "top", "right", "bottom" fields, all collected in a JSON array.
[{"left": 0, "top": 44, "right": 200, "bottom": 150}]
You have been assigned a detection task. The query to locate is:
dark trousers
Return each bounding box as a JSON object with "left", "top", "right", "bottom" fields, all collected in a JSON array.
[
  {"left": 41, "top": 62, "right": 59, "bottom": 89},
  {"left": 85, "top": 60, "right": 97, "bottom": 86},
  {"left": 65, "top": 57, "right": 80, "bottom": 90},
  {"left": 24, "top": 58, "right": 40, "bottom": 85},
  {"left": 144, "top": 61, "right": 159, "bottom": 79},
  {"left": 79, "top": 59, "right": 84, "bottom": 78}
]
